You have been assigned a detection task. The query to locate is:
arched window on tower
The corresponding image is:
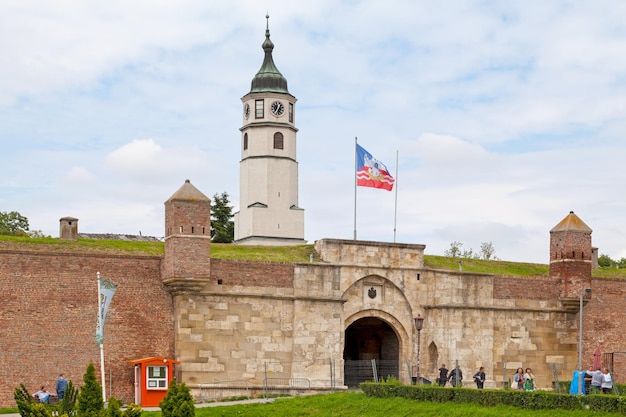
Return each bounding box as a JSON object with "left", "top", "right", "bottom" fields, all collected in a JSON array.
[
  {"left": 243, "top": 133, "right": 248, "bottom": 150},
  {"left": 273, "top": 132, "right": 284, "bottom": 150}
]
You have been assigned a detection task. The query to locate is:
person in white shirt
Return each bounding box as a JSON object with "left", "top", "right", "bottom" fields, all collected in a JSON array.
[
  {"left": 601, "top": 368, "right": 613, "bottom": 394},
  {"left": 32, "top": 386, "right": 51, "bottom": 403}
]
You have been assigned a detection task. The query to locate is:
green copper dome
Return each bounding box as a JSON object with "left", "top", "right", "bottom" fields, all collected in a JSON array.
[{"left": 249, "top": 15, "right": 289, "bottom": 94}]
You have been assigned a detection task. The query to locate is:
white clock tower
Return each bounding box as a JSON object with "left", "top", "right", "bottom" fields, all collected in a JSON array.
[{"left": 233, "top": 16, "right": 305, "bottom": 245}]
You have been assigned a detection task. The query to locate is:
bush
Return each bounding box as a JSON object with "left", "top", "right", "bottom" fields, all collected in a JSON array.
[
  {"left": 159, "top": 380, "right": 195, "bottom": 417},
  {"left": 76, "top": 362, "right": 104, "bottom": 417},
  {"left": 360, "top": 381, "right": 625, "bottom": 414},
  {"left": 122, "top": 403, "right": 143, "bottom": 417}
]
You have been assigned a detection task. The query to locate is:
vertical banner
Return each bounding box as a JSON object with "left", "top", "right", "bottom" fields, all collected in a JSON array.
[{"left": 96, "top": 274, "right": 118, "bottom": 345}]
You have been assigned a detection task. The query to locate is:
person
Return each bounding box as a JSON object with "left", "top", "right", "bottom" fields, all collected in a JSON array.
[
  {"left": 448, "top": 365, "right": 463, "bottom": 387},
  {"left": 56, "top": 374, "right": 67, "bottom": 400},
  {"left": 438, "top": 364, "right": 449, "bottom": 387},
  {"left": 473, "top": 366, "right": 486, "bottom": 389},
  {"left": 589, "top": 367, "right": 602, "bottom": 394},
  {"left": 601, "top": 368, "right": 613, "bottom": 394},
  {"left": 523, "top": 367, "right": 535, "bottom": 391},
  {"left": 512, "top": 367, "right": 525, "bottom": 390},
  {"left": 33, "top": 386, "right": 51, "bottom": 403}
]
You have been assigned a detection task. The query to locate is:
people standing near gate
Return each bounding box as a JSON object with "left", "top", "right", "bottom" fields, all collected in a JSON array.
[
  {"left": 448, "top": 364, "right": 463, "bottom": 387},
  {"left": 55, "top": 374, "right": 67, "bottom": 400},
  {"left": 438, "top": 364, "right": 449, "bottom": 387},
  {"left": 523, "top": 368, "right": 535, "bottom": 391},
  {"left": 590, "top": 367, "right": 603, "bottom": 394},
  {"left": 473, "top": 366, "right": 486, "bottom": 389},
  {"left": 601, "top": 368, "right": 613, "bottom": 394},
  {"left": 512, "top": 367, "right": 525, "bottom": 390}
]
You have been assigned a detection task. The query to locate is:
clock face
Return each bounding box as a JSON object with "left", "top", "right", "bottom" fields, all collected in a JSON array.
[
  {"left": 243, "top": 103, "right": 250, "bottom": 119},
  {"left": 271, "top": 101, "right": 285, "bottom": 117}
]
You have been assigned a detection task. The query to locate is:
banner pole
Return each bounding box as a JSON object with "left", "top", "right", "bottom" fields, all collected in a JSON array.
[
  {"left": 97, "top": 272, "right": 107, "bottom": 402},
  {"left": 393, "top": 150, "right": 398, "bottom": 242},
  {"left": 354, "top": 137, "right": 358, "bottom": 240}
]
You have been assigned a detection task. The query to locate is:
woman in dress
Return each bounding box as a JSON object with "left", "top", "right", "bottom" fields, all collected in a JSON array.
[
  {"left": 513, "top": 367, "right": 525, "bottom": 390},
  {"left": 523, "top": 367, "right": 535, "bottom": 391}
]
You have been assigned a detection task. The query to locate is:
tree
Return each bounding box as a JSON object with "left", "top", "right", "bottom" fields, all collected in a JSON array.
[
  {"left": 76, "top": 362, "right": 103, "bottom": 417},
  {"left": 0, "top": 211, "right": 29, "bottom": 236},
  {"left": 159, "top": 379, "right": 195, "bottom": 417},
  {"left": 444, "top": 241, "right": 463, "bottom": 258},
  {"left": 210, "top": 192, "right": 234, "bottom": 243},
  {"left": 479, "top": 241, "right": 496, "bottom": 260}
]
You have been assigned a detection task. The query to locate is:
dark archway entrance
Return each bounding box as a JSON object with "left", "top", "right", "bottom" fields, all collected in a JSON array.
[{"left": 343, "top": 317, "right": 400, "bottom": 387}]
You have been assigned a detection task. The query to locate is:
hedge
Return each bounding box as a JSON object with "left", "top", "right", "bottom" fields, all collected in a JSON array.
[{"left": 360, "top": 382, "right": 626, "bottom": 415}]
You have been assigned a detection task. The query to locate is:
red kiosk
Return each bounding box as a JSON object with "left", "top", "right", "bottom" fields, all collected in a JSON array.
[{"left": 126, "top": 357, "right": 180, "bottom": 407}]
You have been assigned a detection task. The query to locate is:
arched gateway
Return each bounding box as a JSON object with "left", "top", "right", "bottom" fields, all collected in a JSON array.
[{"left": 343, "top": 317, "right": 400, "bottom": 386}]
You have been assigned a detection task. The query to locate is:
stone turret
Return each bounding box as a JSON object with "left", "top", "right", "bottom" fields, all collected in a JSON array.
[
  {"left": 59, "top": 216, "right": 78, "bottom": 240},
  {"left": 162, "top": 180, "right": 211, "bottom": 283},
  {"left": 550, "top": 211, "right": 592, "bottom": 306}
]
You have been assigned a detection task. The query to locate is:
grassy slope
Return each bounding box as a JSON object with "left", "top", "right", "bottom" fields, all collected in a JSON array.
[{"left": 0, "top": 236, "right": 623, "bottom": 278}]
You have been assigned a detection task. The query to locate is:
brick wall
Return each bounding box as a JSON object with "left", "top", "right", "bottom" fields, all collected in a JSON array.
[
  {"left": 0, "top": 250, "right": 173, "bottom": 408},
  {"left": 210, "top": 258, "right": 294, "bottom": 287},
  {"left": 493, "top": 275, "right": 560, "bottom": 300}
]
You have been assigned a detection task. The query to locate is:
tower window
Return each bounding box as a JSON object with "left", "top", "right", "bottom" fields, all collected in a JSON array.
[
  {"left": 243, "top": 133, "right": 248, "bottom": 150},
  {"left": 289, "top": 102, "right": 294, "bottom": 123},
  {"left": 255, "top": 99, "right": 264, "bottom": 119},
  {"left": 274, "top": 132, "right": 284, "bottom": 149}
]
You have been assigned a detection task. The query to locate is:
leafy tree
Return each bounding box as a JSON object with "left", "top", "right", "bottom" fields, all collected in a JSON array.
[
  {"left": 0, "top": 211, "right": 29, "bottom": 236},
  {"left": 479, "top": 241, "right": 496, "bottom": 260},
  {"left": 76, "top": 362, "right": 103, "bottom": 417},
  {"left": 159, "top": 379, "right": 195, "bottom": 417},
  {"left": 444, "top": 241, "right": 463, "bottom": 258},
  {"left": 210, "top": 192, "right": 234, "bottom": 243},
  {"left": 598, "top": 254, "right": 614, "bottom": 267}
]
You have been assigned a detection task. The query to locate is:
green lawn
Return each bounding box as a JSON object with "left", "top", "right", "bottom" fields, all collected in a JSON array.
[{"left": 138, "top": 392, "right": 624, "bottom": 417}]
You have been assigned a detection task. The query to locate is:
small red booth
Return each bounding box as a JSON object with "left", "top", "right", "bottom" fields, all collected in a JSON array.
[{"left": 126, "top": 356, "right": 180, "bottom": 407}]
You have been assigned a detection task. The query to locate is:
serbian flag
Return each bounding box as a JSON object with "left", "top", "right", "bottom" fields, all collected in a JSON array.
[{"left": 356, "top": 144, "right": 395, "bottom": 191}]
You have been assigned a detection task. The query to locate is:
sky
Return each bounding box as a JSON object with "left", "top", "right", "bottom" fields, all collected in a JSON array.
[{"left": 1, "top": 1, "right": 625, "bottom": 264}]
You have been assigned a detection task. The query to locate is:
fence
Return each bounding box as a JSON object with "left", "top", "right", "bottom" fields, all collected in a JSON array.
[{"left": 198, "top": 379, "right": 250, "bottom": 402}]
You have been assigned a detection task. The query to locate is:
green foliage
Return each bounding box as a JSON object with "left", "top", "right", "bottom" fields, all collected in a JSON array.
[
  {"left": 14, "top": 383, "right": 34, "bottom": 417},
  {"left": 210, "top": 192, "right": 234, "bottom": 243},
  {"left": 57, "top": 380, "right": 78, "bottom": 417},
  {"left": 102, "top": 397, "right": 122, "bottom": 417},
  {"left": 360, "top": 382, "right": 626, "bottom": 414},
  {"left": 0, "top": 211, "right": 29, "bottom": 236},
  {"left": 121, "top": 403, "right": 143, "bottom": 417},
  {"left": 599, "top": 254, "right": 626, "bottom": 269},
  {"left": 76, "top": 362, "right": 104, "bottom": 417},
  {"left": 159, "top": 380, "right": 195, "bottom": 417},
  {"left": 26, "top": 404, "right": 52, "bottom": 417}
]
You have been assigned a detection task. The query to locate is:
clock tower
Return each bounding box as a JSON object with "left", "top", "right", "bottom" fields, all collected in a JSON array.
[{"left": 234, "top": 16, "right": 305, "bottom": 245}]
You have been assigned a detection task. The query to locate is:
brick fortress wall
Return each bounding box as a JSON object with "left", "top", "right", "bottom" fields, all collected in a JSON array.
[{"left": 0, "top": 248, "right": 173, "bottom": 408}]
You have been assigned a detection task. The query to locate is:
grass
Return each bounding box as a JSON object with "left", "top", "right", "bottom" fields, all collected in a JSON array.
[
  {"left": 137, "top": 392, "right": 625, "bottom": 417},
  {"left": 0, "top": 236, "right": 623, "bottom": 279}
]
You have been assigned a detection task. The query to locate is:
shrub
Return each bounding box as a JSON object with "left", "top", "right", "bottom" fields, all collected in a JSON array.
[
  {"left": 159, "top": 380, "right": 195, "bottom": 417},
  {"left": 76, "top": 362, "right": 104, "bottom": 417},
  {"left": 14, "top": 384, "right": 35, "bottom": 417},
  {"left": 122, "top": 403, "right": 143, "bottom": 417}
]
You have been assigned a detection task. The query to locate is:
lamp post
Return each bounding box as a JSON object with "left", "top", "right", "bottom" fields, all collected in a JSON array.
[
  {"left": 415, "top": 314, "right": 424, "bottom": 385},
  {"left": 578, "top": 288, "right": 591, "bottom": 395}
]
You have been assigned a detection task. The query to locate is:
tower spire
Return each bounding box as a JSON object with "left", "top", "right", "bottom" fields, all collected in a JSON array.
[{"left": 249, "top": 14, "right": 289, "bottom": 94}]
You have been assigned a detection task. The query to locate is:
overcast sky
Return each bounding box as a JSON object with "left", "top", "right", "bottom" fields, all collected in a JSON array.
[{"left": 1, "top": 1, "right": 625, "bottom": 263}]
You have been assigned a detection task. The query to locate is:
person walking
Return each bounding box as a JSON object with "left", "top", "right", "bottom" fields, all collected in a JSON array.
[
  {"left": 590, "top": 367, "right": 603, "bottom": 394},
  {"left": 523, "top": 368, "right": 535, "bottom": 391},
  {"left": 438, "top": 364, "right": 449, "bottom": 387},
  {"left": 601, "top": 368, "right": 613, "bottom": 394},
  {"left": 448, "top": 365, "right": 463, "bottom": 388},
  {"left": 55, "top": 374, "right": 68, "bottom": 400},
  {"left": 512, "top": 367, "right": 525, "bottom": 390},
  {"left": 473, "top": 367, "right": 486, "bottom": 389}
]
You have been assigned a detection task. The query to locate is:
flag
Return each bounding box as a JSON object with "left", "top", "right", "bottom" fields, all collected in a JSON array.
[
  {"left": 356, "top": 144, "right": 395, "bottom": 191},
  {"left": 95, "top": 276, "right": 118, "bottom": 345}
]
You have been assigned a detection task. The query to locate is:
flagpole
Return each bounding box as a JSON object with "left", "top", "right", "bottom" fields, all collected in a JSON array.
[
  {"left": 97, "top": 272, "right": 107, "bottom": 402},
  {"left": 393, "top": 150, "right": 398, "bottom": 242},
  {"left": 353, "top": 137, "right": 358, "bottom": 240}
]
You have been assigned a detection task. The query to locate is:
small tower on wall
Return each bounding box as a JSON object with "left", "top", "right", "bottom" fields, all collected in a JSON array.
[
  {"left": 550, "top": 211, "right": 592, "bottom": 305},
  {"left": 233, "top": 15, "right": 305, "bottom": 246},
  {"left": 162, "top": 180, "right": 211, "bottom": 281}
]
